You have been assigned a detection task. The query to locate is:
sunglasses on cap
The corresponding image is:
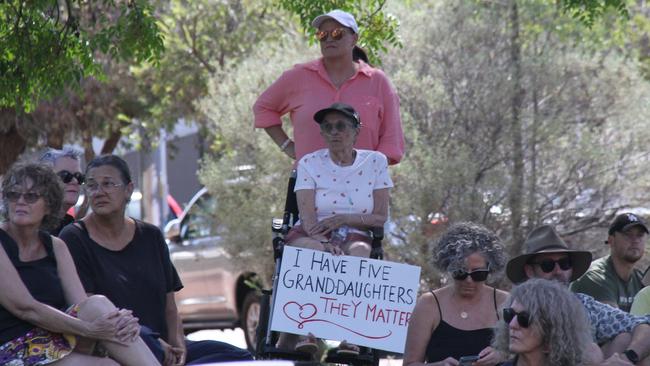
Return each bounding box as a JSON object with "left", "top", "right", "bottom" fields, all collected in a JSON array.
[
  {"left": 503, "top": 308, "right": 532, "bottom": 328},
  {"left": 316, "top": 27, "right": 347, "bottom": 41},
  {"left": 4, "top": 191, "right": 42, "bottom": 204},
  {"left": 529, "top": 257, "right": 572, "bottom": 273},
  {"left": 320, "top": 121, "right": 357, "bottom": 134},
  {"left": 451, "top": 268, "right": 489, "bottom": 282},
  {"left": 57, "top": 170, "right": 85, "bottom": 184}
]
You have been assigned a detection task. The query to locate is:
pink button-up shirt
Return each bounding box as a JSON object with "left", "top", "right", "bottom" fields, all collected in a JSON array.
[{"left": 253, "top": 58, "right": 404, "bottom": 164}]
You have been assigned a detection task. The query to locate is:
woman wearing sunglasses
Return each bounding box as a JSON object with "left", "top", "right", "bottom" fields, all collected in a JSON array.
[
  {"left": 40, "top": 146, "right": 85, "bottom": 236},
  {"left": 493, "top": 278, "right": 594, "bottom": 366},
  {"left": 253, "top": 9, "right": 404, "bottom": 165},
  {"left": 277, "top": 102, "right": 393, "bottom": 356},
  {"left": 0, "top": 162, "right": 158, "bottom": 365},
  {"left": 403, "top": 222, "right": 508, "bottom": 366},
  {"left": 60, "top": 155, "right": 253, "bottom": 365}
]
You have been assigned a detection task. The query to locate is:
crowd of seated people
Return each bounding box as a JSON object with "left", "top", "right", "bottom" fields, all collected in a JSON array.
[
  {"left": 5, "top": 9, "right": 650, "bottom": 366},
  {"left": 5, "top": 156, "right": 650, "bottom": 365}
]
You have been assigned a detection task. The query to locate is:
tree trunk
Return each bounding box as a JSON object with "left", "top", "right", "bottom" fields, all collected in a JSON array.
[
  {"left": 508, "top": 0, "right": 526, "bottom": 254},
  {"left": 0, "top": 110, "right": 27, "bottom": 174},
  {"left": 527, "top": 86, "right": 539, "bottom": 228}
]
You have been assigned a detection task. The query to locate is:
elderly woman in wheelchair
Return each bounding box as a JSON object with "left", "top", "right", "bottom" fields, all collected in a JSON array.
[{"left": 278, "top": 102, "right": 393, "bottom": 357}]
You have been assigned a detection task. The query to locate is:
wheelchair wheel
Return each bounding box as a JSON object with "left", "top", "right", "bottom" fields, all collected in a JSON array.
[{"left": 242, "top": 290, "right": 261, "bottom": 352}]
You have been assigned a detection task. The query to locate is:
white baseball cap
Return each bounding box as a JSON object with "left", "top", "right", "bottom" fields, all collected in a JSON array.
[{"left": 311, "top": 9, "right": 359, "bottom": 34}]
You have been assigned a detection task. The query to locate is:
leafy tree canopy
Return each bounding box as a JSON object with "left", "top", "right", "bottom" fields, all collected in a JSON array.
[{"left": 0, "top": 0, "right": 163, "bottom": 112}]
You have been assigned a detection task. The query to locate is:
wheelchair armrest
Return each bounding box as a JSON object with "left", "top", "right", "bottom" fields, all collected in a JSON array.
[
  {"left": 370, "top": 227, "right": 384, "bottom": 260},
  {"left": 370, "top": 227, "right": 384, "bottom": 241}
]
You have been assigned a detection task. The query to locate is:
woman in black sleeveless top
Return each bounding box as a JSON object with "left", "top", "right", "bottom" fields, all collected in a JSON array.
[
  {"left": 0, "top": 163, "right": 158, "bottom": 365},
  {"left": 403, "top": 222, "right": 509, "bottom": 366}
]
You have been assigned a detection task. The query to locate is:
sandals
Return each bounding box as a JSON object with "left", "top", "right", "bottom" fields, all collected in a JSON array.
[
  {"left": 336, "top": 340, "right": 360, "bottom": 356},
  {"left": 294, "top": 334, "right": 319, "bottom": 354}
]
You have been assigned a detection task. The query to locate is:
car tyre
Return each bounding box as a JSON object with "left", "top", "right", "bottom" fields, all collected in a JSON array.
[{"left": 242, "top": 290, "right": 261, "bottom": 352}]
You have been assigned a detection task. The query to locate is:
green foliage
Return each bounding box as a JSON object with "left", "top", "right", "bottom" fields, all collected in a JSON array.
[
  {"left": 559, "top": 0, "right": 628, "bottom": 26},
  {"left": 133, "top": 0, "right": 287, "bottom": 129},
  {"left": 384, "top": 0, "right": 650, "bottom": 286},
  {"left": 0, "top": 0, "right": 163, "bottom": 112},
  {"left": 277, "top": 0, "right": 401, "bottom": 64}
]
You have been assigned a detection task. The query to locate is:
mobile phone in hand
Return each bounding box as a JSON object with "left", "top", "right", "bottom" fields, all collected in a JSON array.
[{"left": 459, "top": 355, "right": 480, "bottom": 366}]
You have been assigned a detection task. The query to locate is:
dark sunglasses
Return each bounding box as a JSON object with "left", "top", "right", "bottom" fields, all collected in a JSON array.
[
  {"left": 503, "top": 307, "right": 532, "bottom": 328},
  {"left": 57, "top": 170, "right": 85, "bottom": 184},
  {"left": 4, "top": 191, "right": 42, "bottom": 204},
  {"left": 529, "top": 257, "right": 572, "bottom": 273},
  {"left": 320, "top": 121, "right": 356, "bottom": 134},
  {"left": 451, "top": 268, "right": 489, "bottom": 282},
  {"left": 316, "top": 27, "right": 347, "bottom": 41}
]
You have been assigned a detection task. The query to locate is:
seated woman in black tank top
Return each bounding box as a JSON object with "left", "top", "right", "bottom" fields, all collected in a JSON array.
[
  {"left": 403, "top": 222, "right": 509, "bottom": 366},
  {"left": 0, "top": 163, "right": 158, "bottom": 365}
]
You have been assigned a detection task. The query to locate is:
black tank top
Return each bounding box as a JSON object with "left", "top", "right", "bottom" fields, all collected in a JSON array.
[
  {"left": 0, "top": 229, "right": 66, "bottom": 344},
  {"left": 425, "top": 287, "right": 499, "bottom": 362}
]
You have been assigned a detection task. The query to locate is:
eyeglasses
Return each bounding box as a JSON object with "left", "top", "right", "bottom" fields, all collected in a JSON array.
[
  {"left": 320, "top": 121, "right": 356, "bottom": 134},
  {"left": 316, "top": 28, "right": 347, "bottom": 42},
  {"left": 503, "top": 308, "right": 532, "bottom": 328},
  {"left": 529, "top": 257, "right": 572, "bottom": 273},
  {"left": 57, "top": 170, "right": 85, "bottom": 184},
  {"left": 4, "top": 191, "right": 42, "bottom": 204},
  {"left": 451, "top": 268, "right": 489, "bottom": 282},
  {"left": 85, "top": 181, "right": 124, "bottom": 194}
]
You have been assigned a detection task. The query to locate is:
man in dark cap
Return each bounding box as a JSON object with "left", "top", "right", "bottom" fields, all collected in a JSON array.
[
  {"left": 507, "top": 225, "right": 650, "bottom": 365},
  {"left": 571, "top": 213, "right": 649, "bottom": 312}
]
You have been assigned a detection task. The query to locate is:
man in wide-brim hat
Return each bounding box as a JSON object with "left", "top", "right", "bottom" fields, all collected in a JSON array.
[
  {"left": 506, "top": 225, "right": 592, "bottom": 284},
  {"left": 506, "top": 225, "right": 650, "bottom": 364}
]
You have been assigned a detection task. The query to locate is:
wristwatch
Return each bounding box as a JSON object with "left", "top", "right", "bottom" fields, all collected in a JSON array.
[{"left": 623, "top": 349, "right": 639, "bottom": 364}]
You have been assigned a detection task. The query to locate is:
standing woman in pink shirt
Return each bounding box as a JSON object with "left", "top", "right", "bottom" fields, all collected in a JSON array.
[{"left": 253, "top": 9, "right": 404, "bottom": 165}]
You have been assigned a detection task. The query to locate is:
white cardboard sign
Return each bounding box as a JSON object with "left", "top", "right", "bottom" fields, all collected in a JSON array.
[{"left": 269, "top": 246, "right": 421, "bottom": 353}]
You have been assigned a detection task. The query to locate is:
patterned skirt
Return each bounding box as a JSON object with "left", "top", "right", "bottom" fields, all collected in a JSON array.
[{"left": 0, "top": 306, "right": 79, "bottom": 366}]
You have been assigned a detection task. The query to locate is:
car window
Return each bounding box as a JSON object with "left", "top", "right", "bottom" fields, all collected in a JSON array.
[{"left": 182, "top": 194, "right": 220, "bottom": 239}]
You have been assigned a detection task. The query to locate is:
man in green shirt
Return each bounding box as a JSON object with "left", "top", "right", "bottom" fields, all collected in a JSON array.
[{"left": 571, "top": 213, "right": 648, "bottom": 312}]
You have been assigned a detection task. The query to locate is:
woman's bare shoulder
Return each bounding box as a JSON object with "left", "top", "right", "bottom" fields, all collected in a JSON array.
[{"left": 494, "top": 287, "right": 510, "bottom": 305}]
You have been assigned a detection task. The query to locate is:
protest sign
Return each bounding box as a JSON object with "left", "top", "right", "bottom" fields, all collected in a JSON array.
[{"left": 269, "top": 246, "right": 421, "bottom": 353}]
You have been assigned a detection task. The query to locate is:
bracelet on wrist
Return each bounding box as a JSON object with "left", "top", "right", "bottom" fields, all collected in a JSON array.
[{"left": 279, "top": 138, "right": 292, "bottom": 151}]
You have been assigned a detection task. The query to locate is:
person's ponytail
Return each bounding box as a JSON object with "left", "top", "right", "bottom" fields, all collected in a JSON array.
[{"left": 352, "top": 46, "right": 370, "bottom": 65}]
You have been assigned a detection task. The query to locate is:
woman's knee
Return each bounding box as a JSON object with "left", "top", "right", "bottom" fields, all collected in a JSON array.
[
  {"left": 53, "top": 352, "right": 120, "bottom": 366},
  {"left": 77, "top": 295, "right": 118, "bottom": 321},
  {"left": 346, "top": 241, "right": 371, "bottom": 257},
  {"left": 95, "top": 357, "right": 120, "bottom": 366}
]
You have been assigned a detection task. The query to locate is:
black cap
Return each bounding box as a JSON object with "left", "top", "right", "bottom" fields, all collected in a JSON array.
[
  {"left": 608, "top": 213, "right": 649, "bottom": 236},
  {"left": 313, "top": 102, "right": 361, "bottom": 126}
]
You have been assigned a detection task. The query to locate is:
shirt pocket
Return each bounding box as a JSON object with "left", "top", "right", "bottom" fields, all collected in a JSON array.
[{"left": 351, "top": 95, "right": 382, "bottom": 145}]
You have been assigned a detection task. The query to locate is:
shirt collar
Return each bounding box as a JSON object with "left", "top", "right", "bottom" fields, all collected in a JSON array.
[{"left": 303, "top": 58, "right": 373, "bottom": 78}]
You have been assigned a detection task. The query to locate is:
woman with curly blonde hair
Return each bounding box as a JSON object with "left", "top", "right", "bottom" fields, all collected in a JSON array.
[{"left": 493, "top": 278, "right": 593, "bottom": 366}]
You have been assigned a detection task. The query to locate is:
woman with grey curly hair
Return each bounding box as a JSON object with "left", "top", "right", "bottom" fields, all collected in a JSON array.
[
  {"left": 403, "top": 222, "right": 509, "bottom": 366},
  {"left": 493, "top": 278, "right": 594, "bottom": 366}
]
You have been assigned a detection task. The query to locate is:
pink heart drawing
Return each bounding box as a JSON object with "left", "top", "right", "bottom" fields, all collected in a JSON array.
[{"left": 283, "top": 301, "right": 318, "bottom": 327}]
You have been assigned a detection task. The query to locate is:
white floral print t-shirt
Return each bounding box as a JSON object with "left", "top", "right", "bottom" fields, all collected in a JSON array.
[{"left": 294, "top": 149, "right": 393, "bottom": 222}]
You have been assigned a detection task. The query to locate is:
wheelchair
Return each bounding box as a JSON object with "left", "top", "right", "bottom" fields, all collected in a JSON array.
[{"left": 254, "top": 170, "right": 385, "bottom": 365}]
